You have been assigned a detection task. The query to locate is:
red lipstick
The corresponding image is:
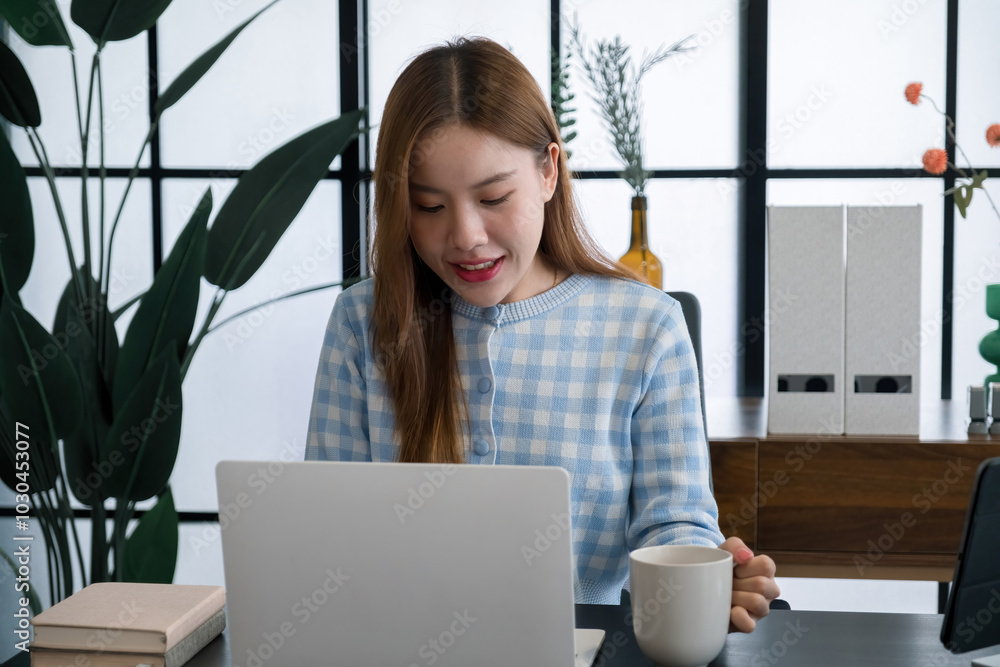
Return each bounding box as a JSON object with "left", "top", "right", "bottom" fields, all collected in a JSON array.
[{"left": 452, "top": 257, "right": 503, "bottom": 283}]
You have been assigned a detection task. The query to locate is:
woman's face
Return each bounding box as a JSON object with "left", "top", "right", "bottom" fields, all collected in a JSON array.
[{"left": 407, "top": 123, "right": 559, "bottom": 308}]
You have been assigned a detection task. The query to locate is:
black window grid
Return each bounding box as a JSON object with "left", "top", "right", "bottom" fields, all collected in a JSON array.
[{"left": 3, "top": 0, "right": 975, "bottom": 523}]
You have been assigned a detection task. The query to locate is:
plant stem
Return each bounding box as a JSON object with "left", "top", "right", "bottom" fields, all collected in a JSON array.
[
  {"left": 70, "top": 50, "right": 85, "bottom": 145},
  {"left": 66, "top": 503, "right": 88, "bottom": 590},
  {"left": 42, "top": 517, "right": 58, "bottom": 606},
  {"left": 207, "top": 279, "right": 360, "bottom": 334},
  {"left": 25, "top": 128, "right": 87, "bottom": 306},
  {"left": 180, "top": 289, "right": 227, "bottom": 381},
  {"left": 54, "top": 515, "right": 73, "bottom": 598},
  {"left": 40, "top": 489, "right": 64, "bottom": 604},
  {"left": 52, "top": 465, "right": 80, "bottom": 594},
  {"left": 32, "top": 489, "right": 61, "bottom": 605},
  {"left": 104, "top": 123, "right": 157, "bottom": 299},
  {"left": 111, "top": 499, "right": 136, "bottom": 581},
  {"left": 36, "top": 445, "right": 75, "bottom": 598},
  {"left": 97, "top": 58, "right": 108, "bottom": 369},
  {"left": 91, "top": 502, "right": 107, "bottom": 582},
  {"left": 924, "top": 94, "right": 1000, "bottom": 224},
  {"left": 100, "top": 120, "right": 158, "bottom": 376},
  {"left": 111, "top": 290, "right": 147, "bottom": 320},
  {"left": 80, "top": 52, "right": 100, "bottom": 314},
  {"left": 112, "top": 498, "right": 125, "bottom": 580}
]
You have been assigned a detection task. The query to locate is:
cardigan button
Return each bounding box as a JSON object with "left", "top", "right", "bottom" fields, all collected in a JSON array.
[
  {"left": 478, "top": 377, "right": 492, "bottom": 393},
  {"left": 484, "top": 306, "right": 500, "bottom": 320},
  {"left": 473, "top": 438, "right": 491, "bottom": 456}
]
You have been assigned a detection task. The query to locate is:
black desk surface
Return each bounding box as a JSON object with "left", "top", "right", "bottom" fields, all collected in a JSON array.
[{"left": 6, "top": 607, "right": 1000, "bottom": 666}]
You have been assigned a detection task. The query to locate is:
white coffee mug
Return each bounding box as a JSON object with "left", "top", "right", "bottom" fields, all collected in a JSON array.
[{"left": 628, "top": 544, "right": 733, "bottom": 667}]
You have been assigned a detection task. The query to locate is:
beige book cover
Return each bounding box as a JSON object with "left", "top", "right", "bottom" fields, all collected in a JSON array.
[
  {"left": 30, "top": 607, "right": 227, "bottom": 667},
  {"left": 31, "top": 583, "right": 225, "bottom": 654},
  {"left": 30, "top": 648, "right": 166, "bottom": 667}
]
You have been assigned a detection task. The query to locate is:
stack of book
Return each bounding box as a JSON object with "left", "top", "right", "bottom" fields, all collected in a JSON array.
[{"left": 29, "top": 583, "right": 226, "bottom": 667}]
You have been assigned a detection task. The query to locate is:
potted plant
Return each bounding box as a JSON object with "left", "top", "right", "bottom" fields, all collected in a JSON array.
[{"left": 0, "top": 0, "right": 363, "bottom": 610}]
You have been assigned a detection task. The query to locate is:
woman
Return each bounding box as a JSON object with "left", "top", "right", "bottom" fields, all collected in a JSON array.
[{"left": 306, "top": 36, "right": 778, "bottom": 631}]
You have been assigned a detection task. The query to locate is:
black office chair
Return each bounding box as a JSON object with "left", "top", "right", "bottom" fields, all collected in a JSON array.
[{"left": 666, "top": 291, "right": 712, "bottom": 494}]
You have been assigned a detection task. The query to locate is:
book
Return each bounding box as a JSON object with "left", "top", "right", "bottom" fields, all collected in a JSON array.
[
  {"left": 30, "top": 607, "right": 227, "bottom": 667},
  {"left": 31, "top": 583, "right": 225, "bottom": 654}
]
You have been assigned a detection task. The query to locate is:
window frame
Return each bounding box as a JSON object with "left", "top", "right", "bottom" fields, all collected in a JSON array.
[{"left": 1, "top": 0, "right": 969, "bottom": 525}]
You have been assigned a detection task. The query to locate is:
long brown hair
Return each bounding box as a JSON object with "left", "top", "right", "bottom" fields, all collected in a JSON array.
[{"left": 371, "top": 36, "right": 634, "bottom": 463}]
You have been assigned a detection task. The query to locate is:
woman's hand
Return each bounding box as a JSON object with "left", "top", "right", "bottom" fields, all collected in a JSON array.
[{"left": 718, "top": 537, "right": 780, "bottom": 633}]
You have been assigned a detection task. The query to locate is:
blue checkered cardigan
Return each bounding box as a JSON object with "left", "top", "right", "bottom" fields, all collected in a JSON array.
[{"left": 305, "top": 274, "right": 724, "bottom": 604}]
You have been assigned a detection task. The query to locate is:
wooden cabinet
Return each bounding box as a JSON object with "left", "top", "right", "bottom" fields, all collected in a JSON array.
[{"left": 707, "top": 398, "right": 1000, "bottom": 581}]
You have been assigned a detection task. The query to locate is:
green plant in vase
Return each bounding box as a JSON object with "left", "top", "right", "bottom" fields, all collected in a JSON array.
[{"left": 0, "top": 0, "right": 364, "bottom": 610}]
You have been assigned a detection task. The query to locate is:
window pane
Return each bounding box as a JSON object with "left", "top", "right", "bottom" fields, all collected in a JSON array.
[
  {"left": 161, "top": 179, "right": 342, "bottom": 512},
  {"left": 952, "top": 180, "right": 1000, "bottom": 396},
  {"left": 573, "top": 177, "right": 740, "bottom": 398},
  {"left": 176, "top": 522, "right": 227, "bottom": 587},
  {"left": 957, "top": 0, "right": 1000, "bottom": 169},
  {"left": 157, "top": 0, "right": 339, "bottom": 168},
  {"left": 7, "top": 2, "right": 151, "bottom": 168},
  {"left": 564, "top": 0, "right": 740, "bottom": 171},
  {"left": 766, "top": 178, "right": 945, "bottom": 402},
  {"left": 367, "top": 0, "right": 551, "bottom": 165},
  {"left": 768, "top": 0, "right": 947, "bottom": 168},
  {"left": 19, "top": 177, "right": 152, "bottom": 339}
]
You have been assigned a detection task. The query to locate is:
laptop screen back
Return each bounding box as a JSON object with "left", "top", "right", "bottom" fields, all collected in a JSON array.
[{"left": 216, "top": 460, "right": 577, "bottom": 667}]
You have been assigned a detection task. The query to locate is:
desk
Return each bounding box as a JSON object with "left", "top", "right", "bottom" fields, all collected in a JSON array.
[
  {"left": 707, "top": 398, "right": 1000, "bottom": 581},
  {"left": 4, "top": 605, "right": 998, "bottom": 666},
  {"left": 17, "top": 607, "right": 979, "bottom": 666}
]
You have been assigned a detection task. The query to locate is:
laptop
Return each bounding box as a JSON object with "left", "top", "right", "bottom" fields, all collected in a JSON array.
[{"left": 216, "top": 460, "right": 606, "bottom": 667}]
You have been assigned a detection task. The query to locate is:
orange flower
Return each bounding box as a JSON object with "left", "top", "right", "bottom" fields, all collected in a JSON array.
[
  {"left": 987, "top": 123, "right": 1000, "bottom": 148},
  {"left": 922, "top": 148, "right": 948, "bottom": 175},
  {"left": 905, "top": 82, "right": 923, "bottom": 105}
]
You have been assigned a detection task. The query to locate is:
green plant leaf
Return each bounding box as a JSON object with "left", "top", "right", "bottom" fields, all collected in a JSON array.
[
  {"left": 0, "top": 388, "right": 58, "bottom": 499},
  {"left": 0, "top": 297, "right": 83, "bottom": 440},
  {"left": 0, "top": 39, "right": 41, "bottom": 127},
  {"left": 53, "top": 273, "right": 120, "bottom": 391},
  {"left": 100, "top": 342, "right": 181, "bottom": 501},
  {"left": 0, "top": 0, "right": 73, "bottom": 47},
  {"left": 955, "top": 185, "right": 971, "bottom": 219},
  {"left": 0, "top": 130, "right": 34, "bottom": 296},
  {"left": 69, "top": 0, "right": 172, "bottom": 46},
  {"left": 54, "top": 276, "right": 118, "bottom": 506},
  {"left": 154, "top": 0, "right": 277, "bottom": 118},
  {"left": 113, "top": 189, "right": 209, "bottom": 412},
  {"left": 0, "top": 296, "right": 83, "bottom": 491},
  {"left": 205, "top": 109, "right": 364, "bottom": 291},
  {"left": 971, "top": 170, "right": 989, "bottom": 190},
  {"left": 122, "top": 486, "right": 178, "bottom": 583}
]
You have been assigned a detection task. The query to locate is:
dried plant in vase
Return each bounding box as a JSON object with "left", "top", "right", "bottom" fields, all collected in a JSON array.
[{"left": 568, "top": 19, "right": 694, "bottom": 288}]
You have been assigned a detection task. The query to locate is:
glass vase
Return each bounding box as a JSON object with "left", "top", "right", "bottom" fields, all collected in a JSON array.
[
  {"left": 618, "top": 195, "right": 663, "bottom": 289},
  {"left": 979, "top": 283, "right": 1000, "bottom": 386}
]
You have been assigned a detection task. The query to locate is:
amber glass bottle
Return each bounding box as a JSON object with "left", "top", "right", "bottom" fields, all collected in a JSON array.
[{"left": 618, "top": 195, "right": 662, "bottom": 289}]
